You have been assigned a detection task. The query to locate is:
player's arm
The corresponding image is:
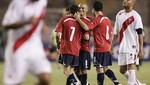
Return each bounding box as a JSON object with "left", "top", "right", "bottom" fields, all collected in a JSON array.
[
  {"left": 136, "top": 28, "right": 144, "bottom": 59},
  {"left": 73, "top": 13, "right": 89, "bottom": 31},
  {"left": 83, "top": 32, "right": 90, "bottom": 40},
  {"left": 3, "top": 17, "right": 39, "bottom": 30},
  {"left": 110, "top": 34, "right": 118, "bottom": 55},
  {"left": 56, "top": 32, "right": 61, "bottom": 49}
]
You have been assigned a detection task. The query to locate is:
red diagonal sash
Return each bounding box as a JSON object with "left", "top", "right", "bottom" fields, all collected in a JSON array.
[
  {"left": 13, "top": 8, "right": 45, "bottom": 52},
  {"left": 119, "top": 16, "right": 134, "bottom": 44}
]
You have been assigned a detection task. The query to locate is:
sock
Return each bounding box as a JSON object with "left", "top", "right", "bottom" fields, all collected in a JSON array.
[
  {"left": 124, "top": 71, "right": 129, "bottom": 79},
  {"left": 77, "top": 75, "right": 82, "bottom": 81},
  {"left": 81, "top": 74, "right": 87, "bottom": 85},
  {"left": 66, "top": 73, "right": 80, "bottom": 85},
  {"left": 124, "top": 71, "right": 142, "bottom": 85},
  {"left": 105, "top": 69, "right": 120, "bottom": 85},
  {"left": 128, "top": 70, "right": 136, "bottom": 85},
  {"left": 97, "top": 73, "right": 104, "bottom": 85}
]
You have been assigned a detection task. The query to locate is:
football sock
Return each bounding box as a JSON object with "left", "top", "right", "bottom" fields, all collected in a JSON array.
[
  {"left": 81, "top": 73, "right": 87, "bottom": 85},
  {"left": 66, "top": 73, "right": 80, "bottom": 85},
  {"left": 97, "top": 73, "right": 104, "bottom": 85},
  {"left": 128, "top": 70, "right": 136, "bottom": 85},
  {"left": 124, "top": 71, "right": 142, "bottom": 85},
  {"left": 77, "top": 74, "right": 82, "bottom": 81},
  {"left": 105, "top": 69, "right": 120, "bottom": 85},
  {"left": 124, "top": 71, "right": 129, "bottom": 79}
]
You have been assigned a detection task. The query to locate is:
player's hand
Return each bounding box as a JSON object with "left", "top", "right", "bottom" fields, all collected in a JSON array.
[
  {"left": 110, "top": 47, "right": 114, "bottom": 55},
  {"left": 73, "top": 12, "right": 80, "bottom": 20},
  {"left": 56, "top": 49, "right": 61, "bottom": 54},
  {"left": 83, "top": 34, "right": 90, "bottom": 40},
  {"left": 30, "top": 17, "right": 39, "bottom": 25},
  {"left": 138, "top": 50, "right": 144, "bottom": 59}
]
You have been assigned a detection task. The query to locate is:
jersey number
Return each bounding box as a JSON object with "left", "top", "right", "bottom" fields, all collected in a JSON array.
[{"left": 70, "top": 27, "right": 75, "bottom": 41}]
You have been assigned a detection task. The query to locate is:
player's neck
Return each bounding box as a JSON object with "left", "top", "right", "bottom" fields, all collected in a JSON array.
[
  {"left": 124, "top": 7, "right": 133, "bottom": 13},
  {"left": 95, "top": 11, "right": 103, "bottom": 17}
]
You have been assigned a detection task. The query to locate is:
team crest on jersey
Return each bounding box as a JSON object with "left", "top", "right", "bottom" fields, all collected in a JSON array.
[{"left": 119, "top": 11, "right": 123, "bottom": 15}]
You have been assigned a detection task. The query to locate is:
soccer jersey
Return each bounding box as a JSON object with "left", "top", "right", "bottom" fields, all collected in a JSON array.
[
  {"left": 56, "top": 16, "right": 82, "bottom": 56},
  {"left": 114, "top": 10, "right": 143, "bottom": 54},
  {"left": 55, "top": 16, "right": 93, "bottom": 56},
  {"left": 92, "top": 15, "right": 112, "bottom": 52},
  {"left": 3, "top": 0, "right": 51, "bottom": 84},
  {"left": 80, "top": 16, "right": 93, "bottom": 52},
  {"left": 3, "top": 0, "right": 47, "bottom": 53}
]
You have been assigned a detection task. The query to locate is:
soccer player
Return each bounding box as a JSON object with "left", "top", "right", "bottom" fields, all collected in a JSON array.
[
  {"left": 111, "top": 0, "right": 146, "bottom": 85},
  {"left": 2, "top": 0, "right": 51, "bottom": 85},
  {"left": 55, "top": 4, "right": 91, "bottom": 85},
  {"left": 91, "top": 1, "right": 121, "bottom": 85},
  {"left": 74, "top": 3, "right": 92, "bottom": 85}
]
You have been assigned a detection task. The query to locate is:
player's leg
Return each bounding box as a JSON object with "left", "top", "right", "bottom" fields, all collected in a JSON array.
[
  {"left": 93, "top": 52, "right": 105, "bottom": 85},
  {"left": 103, "top": 52, "right": 121, "bottom": 85},
  {"left": 3, "top": 48, "right": 28, "bottom": 85},
  {"left": 64, "top": 66, "right": 80, "bottom": 85},
  {"left": 104, "top": 67, "right": 121, "bottom": 85},
  {"left": 80, "top": 50, "right": 91, "bottom": 85},
  {"left": 30, "top": 53, "right": 51, "bottom": 85},
  {"left": 61, "top": 54, "right": 80, "bottom": 85},
  {"left": 74, "top": 67, "right": 82, "bottom": 82},
  {"left": 119, "top": 53, "right": 137, "bottom": 85},
  {"left": 96, "top": 67, "right": 105, "bottom": 85}
]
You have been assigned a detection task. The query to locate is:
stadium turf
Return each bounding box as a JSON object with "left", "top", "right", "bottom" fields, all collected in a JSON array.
[{"left": 0, "top": 62, "right": 150, "bottom": 85}]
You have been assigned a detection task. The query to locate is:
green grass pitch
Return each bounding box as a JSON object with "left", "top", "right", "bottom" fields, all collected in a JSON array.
[{"left": 0, "top": 62, "right": 150, "bottom": 85}]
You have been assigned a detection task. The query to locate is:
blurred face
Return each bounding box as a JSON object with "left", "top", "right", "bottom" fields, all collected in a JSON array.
[
  {"left": 65, "top": 11, "right": 70, "bottom": 16},
  {"left": 123, "top": 0, "right": 135, "bottom": 9},
  {"left": 78, "top": 3, "right": 88, "bottom": 17}
]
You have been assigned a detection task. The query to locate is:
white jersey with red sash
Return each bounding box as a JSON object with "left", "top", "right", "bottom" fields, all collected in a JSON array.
[
  {"left": 3, "top": 0, "right": 51, "bottom": 84},
  {"left": 113, "top": 9, "right": 143, "bottom": 54}
]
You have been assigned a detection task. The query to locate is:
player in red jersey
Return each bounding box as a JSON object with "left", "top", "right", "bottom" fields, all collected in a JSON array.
[
  {"left": 74, "top": 3, "right": 92, "bottom": 85},
  {"left": 55, "top": 4, "right": 92, "bottom": 85},
  {"left": 91, "top": 1, "right": 121, "bottom": 85}
]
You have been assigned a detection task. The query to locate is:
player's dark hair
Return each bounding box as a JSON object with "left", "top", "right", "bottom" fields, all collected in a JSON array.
[
  {"left": 69, "top": 4, "right": 79, "bottom": 15},
  {"left": 93, "top": 1, "right": 103, "bottom": 11},
  {"left": 66, "top": 7, "right": 70, "bottom": 12}
]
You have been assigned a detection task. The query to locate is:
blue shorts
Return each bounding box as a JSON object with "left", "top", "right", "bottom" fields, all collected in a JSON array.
[
  {"left": 75, "top": 50, "right": 91, "bottom": 70},
  {"left": 93, "top": 52, "right": 112, "bottom": 67},
  {"left": 58, "top": 54, "right": 79, "bottom": 67}
]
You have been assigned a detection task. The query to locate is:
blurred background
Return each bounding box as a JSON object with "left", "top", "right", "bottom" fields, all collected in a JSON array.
[{"left": 0, "top": 0, "right": 150, "bottom": 85}]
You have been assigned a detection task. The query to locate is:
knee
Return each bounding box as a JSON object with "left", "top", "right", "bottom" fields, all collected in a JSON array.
[
  {"left": 63, "top": 67, "right": 72, "bottom": 76},
  {"left": 96, "top": 67, "right": 104, "bottom": 73},
  {"left": 119, "top": 68, "right": 127, "bottom": 74},
  {"left": 38, "top": 73, "right": 50, "bottom": 85}
]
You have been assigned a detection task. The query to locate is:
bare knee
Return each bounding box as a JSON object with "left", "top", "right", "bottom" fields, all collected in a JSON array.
[
  {"left": 37, "top": 73, "right": 50, "bottom": 85},
  {"left": 119, "top": 66, "right": 127, "bottom": 74},
  {"left": 63, "top": 66, "right": 74, "bottom": 77},
  {"left": 96, "top": 67, "right": 104, "bottom": 73}
]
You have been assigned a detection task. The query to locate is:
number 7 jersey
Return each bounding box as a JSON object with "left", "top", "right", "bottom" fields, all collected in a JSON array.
[{"left": 55, "top": 16, "right": 91, "bottom": 56}]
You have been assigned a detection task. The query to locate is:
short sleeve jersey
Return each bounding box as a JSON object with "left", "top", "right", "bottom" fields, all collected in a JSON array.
[
  {"left": 56, "top": 16, "right": 83, "bottom": 56},
  {"left": 80, "top": 16, "right": 93, "bottom": 52},
  {"left": 92, "top": 15, "right": 112, "bottom": 52},
  {"left": 2, "top": 0, "right": 47, "bottom": 53},
  {"left": 114, "top": 10, "right": 143, "bottom": 54}
]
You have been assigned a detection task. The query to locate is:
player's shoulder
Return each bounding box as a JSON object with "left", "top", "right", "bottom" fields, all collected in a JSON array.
[
  {"left": 63, "top": 16, "right": 76, "bottom": 23},
  {"left": 116, "top": 9, "right": 124, "bottom": 16},
  {"left": 132, "top": 10, "right": 142, "bottom": 18}
]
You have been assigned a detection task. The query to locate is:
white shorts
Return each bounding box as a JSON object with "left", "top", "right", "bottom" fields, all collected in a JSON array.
[
  {"left": 3, "top": 45, "right": 51, "bottom": 85},
  {"left": 118, "top": 53, "right": 139, "bottom": 66}
]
